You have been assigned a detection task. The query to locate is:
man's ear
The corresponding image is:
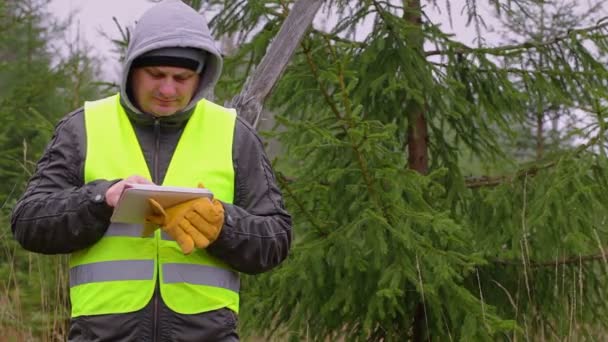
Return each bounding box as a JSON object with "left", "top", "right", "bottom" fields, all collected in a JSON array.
[{"left": 125, "top": 71, "right": 139, "bottom": 109}]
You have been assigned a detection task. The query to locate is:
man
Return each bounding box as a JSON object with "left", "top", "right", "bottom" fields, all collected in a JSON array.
[{"left": 10, "top": 0, "right": 292, "bottom": 340}]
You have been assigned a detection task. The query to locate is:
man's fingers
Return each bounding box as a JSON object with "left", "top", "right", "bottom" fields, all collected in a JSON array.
[
  {"left": 145, "top": 214, "right": 164, "bottom": 225},
  {"left": 177, "top": 237, "right": 195, "bottom": 255},
  {"left": 191, "top": 199, "right": 223, "bottom": 224},
  {"left": 141, "top": 222, "right": 158, "bottom": 237},
  {"left": 179, "top": 219, "right": 210, "bottom": 248},
  {"left": 184, "top": 211, "right": 209, "bottom": 230},
  {"left": 106, "top": 175, "right": 153, "bottom": 207},
  {"left": 125, "top": 175, "right": 154, "bottom": 185},
  {"left": 166, "top": 225, "right": 195, "bottom": 254},
  {"left": 184, "top": 210, "right": 221, "bottom": 242},
  {"left": 148, "top": 198, "right": 166, "bottom": 216}
]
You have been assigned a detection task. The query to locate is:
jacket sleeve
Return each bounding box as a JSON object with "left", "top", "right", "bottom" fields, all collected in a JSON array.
[
  {"left": 11, "top": 109, "right": 117, "bottom": 254},
  {"left": 207, "top": 117, "right": 293, "bottom": 275}
]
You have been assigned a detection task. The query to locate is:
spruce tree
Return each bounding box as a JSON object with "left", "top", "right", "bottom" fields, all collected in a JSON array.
[
  {"left": 492, "top": 0, "right": 606, "bottom": 161},
  {"left": 0, "top": 0, "right": 101, "bottom": 339},
  {"left": 0, "top": 0, "right": 101, "bottom": 203},
  {"left": 204, "top": 0, "right": 608, "bottom": 340}
]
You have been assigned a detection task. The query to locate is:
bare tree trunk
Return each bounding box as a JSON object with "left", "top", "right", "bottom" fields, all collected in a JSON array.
[
  {"left": 403, "top": 0, "right": 430, "bottom": 340},
  {"left": 408, "top": 103, "right": 429, "bottom": 175},
  {"left": 404, "top": 0, "right": 428, "bottom": 176},
  {"left": 228, "top": 0, "right": 324, "bottom": 128}
]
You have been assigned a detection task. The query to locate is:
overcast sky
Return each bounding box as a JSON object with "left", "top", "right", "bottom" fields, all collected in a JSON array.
[
  {"left": 47, "top": 1, "right": 490, "bottom": 79},
  {"left": 51, "top": 0, "right": 592, "bottom": 81},
  {"left": 48, "top": 0, "right": 155, "bottom": 80}
]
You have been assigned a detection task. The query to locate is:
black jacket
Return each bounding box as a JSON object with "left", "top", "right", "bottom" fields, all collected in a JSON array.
[{"left": 11, "top": 102, "right": 292, "bottom": 341}]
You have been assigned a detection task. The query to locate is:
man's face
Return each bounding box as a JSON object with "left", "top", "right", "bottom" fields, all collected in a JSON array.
[{"left": 130, "top": 66, "right": 200, "bottom": 116}]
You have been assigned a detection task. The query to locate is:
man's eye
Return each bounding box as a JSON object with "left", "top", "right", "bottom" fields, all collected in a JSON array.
[
  {"left": 145, "top": 69, "right": 163, "bottom": 78},
  {"left": 175, "top": 75, "right": 191, "bottom": 82}
]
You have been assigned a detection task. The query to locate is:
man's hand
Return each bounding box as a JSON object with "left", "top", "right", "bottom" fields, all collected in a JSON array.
[
  {"left": 105, "top": 175, "right": 153, "bottom": 207},
  {"left": 145, "top": 197, "right": 225, "bottom": 254}
]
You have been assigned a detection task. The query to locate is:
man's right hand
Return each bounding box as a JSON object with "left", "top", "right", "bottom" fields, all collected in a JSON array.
[{"left": 105, "top": 175, "right": 154, "bottom": 207}]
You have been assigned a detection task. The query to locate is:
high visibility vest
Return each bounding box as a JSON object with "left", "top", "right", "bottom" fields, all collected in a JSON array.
[{"left": 69, "top": 93, "right": 239, "bottom": 317}]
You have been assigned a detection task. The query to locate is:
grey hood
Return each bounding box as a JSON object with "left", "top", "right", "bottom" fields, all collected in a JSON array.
[{"left": 120, "top": 0, "right": 223, "bottom": 116}]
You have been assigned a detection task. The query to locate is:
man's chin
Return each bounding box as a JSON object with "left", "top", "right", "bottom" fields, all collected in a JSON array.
[{"left": 151, "top": 107, "right": 178, "bottom": 117}]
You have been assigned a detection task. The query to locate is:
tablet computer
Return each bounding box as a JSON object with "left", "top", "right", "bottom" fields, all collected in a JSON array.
[{"left": 110, "top": 184, "right": 214, "bottom": 224}]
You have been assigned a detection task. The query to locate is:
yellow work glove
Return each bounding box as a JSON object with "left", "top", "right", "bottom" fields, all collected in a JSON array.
[
  {"left": 145, "top": 197, "right": 225, "bottom": 254},
  {"left": 141, "top": 221, "right": 159, "bottom": 239}
]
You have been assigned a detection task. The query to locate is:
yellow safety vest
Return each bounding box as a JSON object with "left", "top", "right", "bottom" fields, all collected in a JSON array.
[{"left": 69, "top": 93, "right": 239, "bottom": 317}]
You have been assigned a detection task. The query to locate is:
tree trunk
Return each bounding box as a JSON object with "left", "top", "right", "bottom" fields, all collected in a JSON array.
[
  {"left": 403, "top": 0, "right": 430, "bottom": 340},
  {"left": 408, "top": 103, "right": 429, "bottom": 175},
  {"left": 404, "top": 0, "right": 428, "bottom": 175}
]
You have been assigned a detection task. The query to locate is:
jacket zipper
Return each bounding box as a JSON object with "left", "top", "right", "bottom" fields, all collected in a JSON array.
[{"left": 153, "top": 118, "right": 160, "bottom": 342}]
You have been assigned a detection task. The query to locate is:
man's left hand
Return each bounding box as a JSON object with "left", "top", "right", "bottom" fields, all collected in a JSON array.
[{"left": 146, "top": 197, "right": 225, "bottom": 252}]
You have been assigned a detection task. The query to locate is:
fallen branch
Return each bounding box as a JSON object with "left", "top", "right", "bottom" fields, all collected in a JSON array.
[{"left": 466, "top": 137, "right": 599, "bottom": 189}]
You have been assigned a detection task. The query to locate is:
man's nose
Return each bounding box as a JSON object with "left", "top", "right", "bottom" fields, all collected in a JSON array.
[{"left": 158, "top": 79, "right": 177, "bottom": 97}]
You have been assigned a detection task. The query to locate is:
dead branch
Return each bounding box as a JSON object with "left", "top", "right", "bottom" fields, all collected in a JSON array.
[{"left": 228, "top": 0, "right": 324, "bottom": 129}]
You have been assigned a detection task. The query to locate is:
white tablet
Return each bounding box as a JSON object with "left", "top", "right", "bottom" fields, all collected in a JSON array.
[{"left": 110, "top": 184, "right": 214, "bottom": 224}]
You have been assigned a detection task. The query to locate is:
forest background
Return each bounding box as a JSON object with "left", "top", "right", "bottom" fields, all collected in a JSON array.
[{"left": 1, "top": 0, "right": 608, "bottom": 341}]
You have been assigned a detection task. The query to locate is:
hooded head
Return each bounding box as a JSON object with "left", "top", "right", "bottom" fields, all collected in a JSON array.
[{"left": 120, "top": 0, "right": 223, "bottom": 117}]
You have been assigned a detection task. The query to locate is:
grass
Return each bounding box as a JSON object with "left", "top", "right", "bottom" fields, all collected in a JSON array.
[{"left": 0, "top": 220, "right": 70, "bottom": 342}]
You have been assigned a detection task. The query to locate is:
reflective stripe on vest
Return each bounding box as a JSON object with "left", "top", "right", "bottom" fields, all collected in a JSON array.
[
  {"left": 105, "top": 223, "right": 178, "bottom": 241},
  {"left": 70, "top": 260, "right": 239, "bottom": 292},
  {"left": 70, "top": 94, "right": 238, "bottom": 317}
]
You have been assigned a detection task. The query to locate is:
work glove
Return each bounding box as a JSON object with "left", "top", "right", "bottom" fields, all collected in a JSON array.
[{"left": 145, "top": 195, "right": 225, "bottom": 254}]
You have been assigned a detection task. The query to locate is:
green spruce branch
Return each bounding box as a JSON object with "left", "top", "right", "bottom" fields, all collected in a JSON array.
[
  {"left": 429, "top": 62, "right": 605, "bottom": 78},
  {"left": 425, "top": 20, "right": 608, "bottom": 57},
  {"left": 275, "top": 172, "right": 327, "bottom": 236},
  {"left": 322, "top": 34, "right": 390, "bottom": 218},
  {"left": 301, "top": 38, "right": 390, "bottom": 219}
]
